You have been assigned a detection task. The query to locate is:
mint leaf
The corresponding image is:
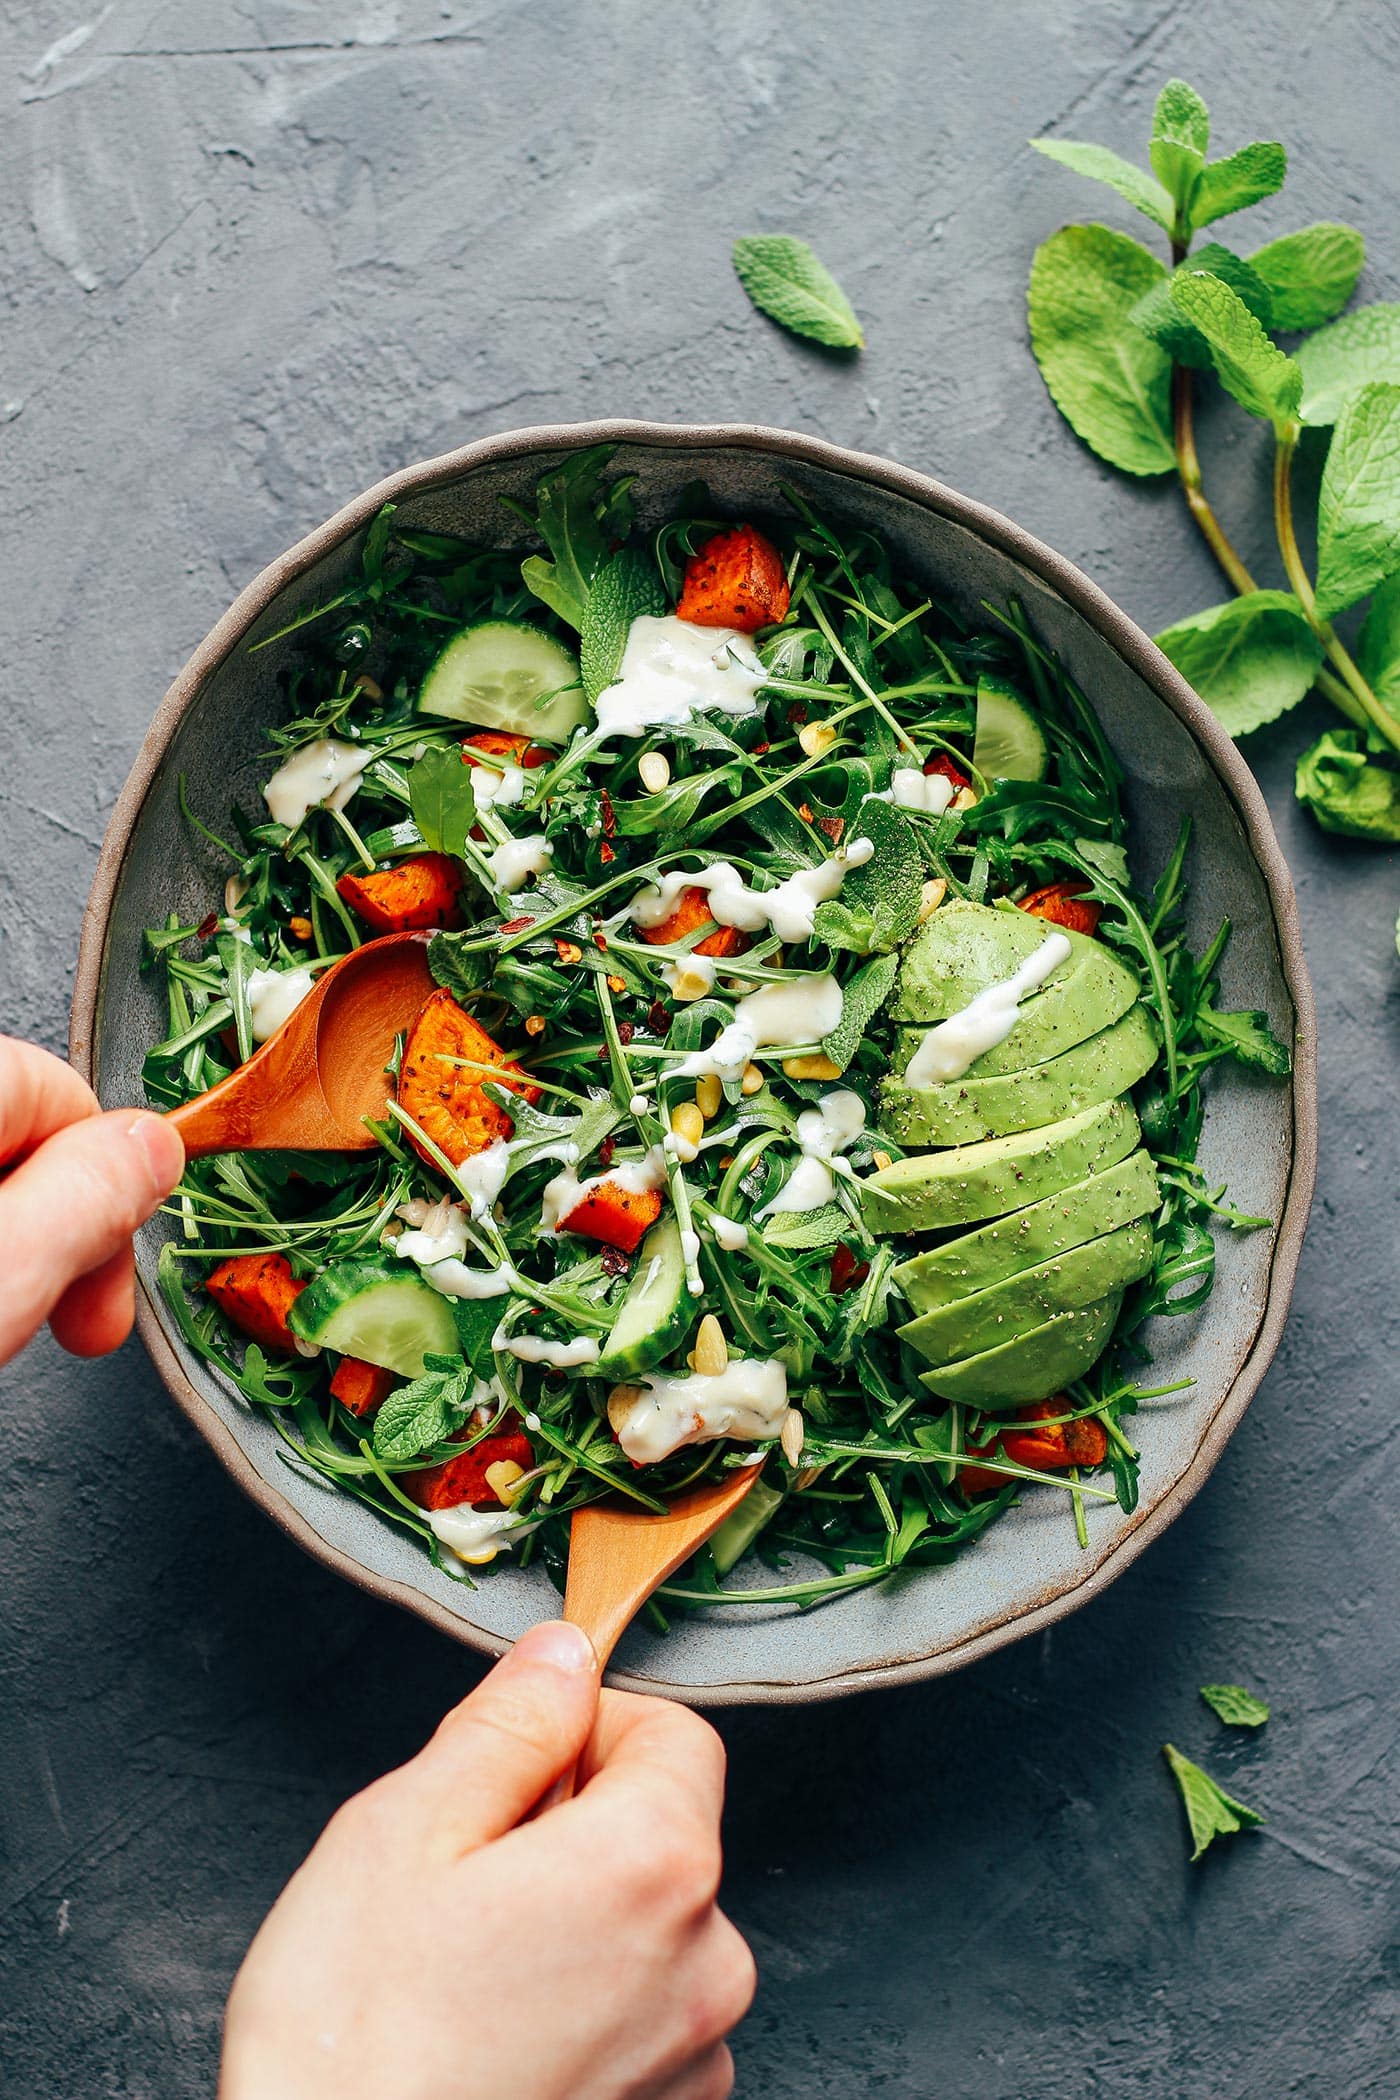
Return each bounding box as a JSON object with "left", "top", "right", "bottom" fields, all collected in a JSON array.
[
  {"left": 1163, "top": 1744, "right": 1263, "bottom": 1861},
  {"left": 822, "top": 952, "right": 899, "bottom": 1072},
  {"left": 1315, "top": 382, "right": 1400, "bottom": 618},
  {"left": 1190, "top": 141, "right": 1287, "bottom": 232},
  {"left": 1168, "top": 272, "right": 1302, "bottom": 430},
  {"left": 1249, "top": 223, "right": 1365, "bottom": 331},
  {"left": 1028, "top": 225, "right": 1175, "bottom": 477},
  {"left": 731, "top": 236, "right": 863, "bottom": 350},
  {"left": 761, "top": 1203, "right": 849, "bottom": 1251},
  {"left": 1200, "top": 1683, "right": 1271, "bottom": 1728},
  {"left": 1195, "top": 1001, "right": 1291, "bottom": 1075},
  {"left": 813, "top": 802, "right": 922, "bottom": 956},
  {"left": 1029, "top": 139, "right": 1173, "bottom": 234},
  {"left": 373, "top": 1357, "right": 473, "bottom": 1463},
  {"left": 1131, "top": 245, "right": 1273, "bottom": 370},
  {"left": 1153, "top": 591, "right": 1322, "bottom": 738},
  {"left": 1148, "top": 79, "right": 1209, "bottom": 223},
  {"left": 1358, "top": 573, "right": 1400, "bottom": 709},
  {"left": 428, "top": 931, "right": 491, "bottom": 1003},
  {"left": 408, "top": 745, "right": 476, "bottom": 859},
  {"left": 1296, "top": 728, "right": 1400, "bottom": 841},
  {"left": 1297, "top": 302, "right": 1400, "bottom": 426},
  {"left": 519, "top": 445, "right": 628, "bottom": 631},
  {"left": 579, "top": 546, "right": 668, "bottom": 702}
]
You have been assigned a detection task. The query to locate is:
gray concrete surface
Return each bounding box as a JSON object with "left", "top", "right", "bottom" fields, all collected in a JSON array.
[{"left": 2, "top": 3, "right": 1397, "bottom": 2093}]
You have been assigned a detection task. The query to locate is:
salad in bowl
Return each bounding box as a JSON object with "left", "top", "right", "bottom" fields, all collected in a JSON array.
[{"left": 145, "top": 445, "right": 1289, "bottom": 1630}]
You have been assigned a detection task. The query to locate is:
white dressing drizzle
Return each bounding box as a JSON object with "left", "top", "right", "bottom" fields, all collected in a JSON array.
[
  {"left": 757, "top": 1088, "right": 867, "bottom": 1218},
  {"left": 613, "top": 1357, "right": 789, "bottom": 1464},
  {"left": 595, "top": 615, "right": 766, "bottom": 738},
  {"left": 392, "top": 1197, "right": 517, "bottom": 1299},
  {"left": 493, "top": 1327, "right": 601, "bottom": 1368},
  {"left": 630, "top": 839, "right": 875, "bottom": 947},
  {"left": 539, "top": 1147, "right": 668, "bottom": 1236},
  {"left": 246, "top": 966, "right": 315, "bottom": 1042},
  {"left": 470, "top": 763, "right": 526, "bottom": 812},
  {"left": 903, "top": 930, "right": 1074, "bottom": 1086},
  {"left": 708, "top": 1213, "right": 750, "bottom": 1251},
  {"left": 428, "top": 1503, "right": 529, "bottom": 1567},
  {"left": 263, "top": 738, "right": 366, "bottom": 828},
  {"left": 487, "top": 834, "right": 553, "bottom": 893},
  {"left": 673, "top": 974, "right": 845, "bottom": 1087},
  {"left": 890, "top": 766, "right": 955, "bottom": 815}
]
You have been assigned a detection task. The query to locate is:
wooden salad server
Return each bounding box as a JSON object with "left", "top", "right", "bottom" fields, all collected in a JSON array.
[
  {"left": 165, "top": 931, "right": 436, "bottom": 1158},
  {"left": 562, "top": 1468, "right": 760, "bottom": 1669}
]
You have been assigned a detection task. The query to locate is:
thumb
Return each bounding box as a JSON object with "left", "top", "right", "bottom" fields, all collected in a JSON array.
[{"left": 406, "top": 1620, "right": 599, "bottom": 1855}]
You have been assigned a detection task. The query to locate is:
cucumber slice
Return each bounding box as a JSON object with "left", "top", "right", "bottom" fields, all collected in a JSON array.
[
  {"left": 710, "top": 1475, "right": 784, "bottom": 1576},
  {"left": 972, "top": 675, "right": 1048, "bottom": 783},
  {"left": 289, "top": 1255, "right": 460, "bottom": 1378},
  {"left": 595, "top": 1215, "right": 691, "bottom": 1380},
  {"left": 417, "top": 620, "right": 588, "bottom": 744}
]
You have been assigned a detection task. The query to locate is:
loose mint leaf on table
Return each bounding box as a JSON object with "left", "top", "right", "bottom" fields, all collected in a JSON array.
[
  {"left": 1169, "top": 272, "right": 1302, "bottom": 430},
  {"left": 1154, "top": 591, "right": 1323, "bottom": 738},
  {"left": 1148, "top": 78, "right": 1210, "bottom": 224},
  {"left": 517, "top": 444, "right": 631, "bottom": 630},
  {"left": 731, "top": 236, "right": 864, "bottom": 350},
  {"left": 1195, "top": 1001, "right": 1291, "bottom": 1075},
  {"left": 409, "top": 745, "right": 476, "bottom": 859},
  {"left": 1357, "top": 573, "right": 1400, "bottom": 709},
  {"left": 1295, "top": 728, "right": 1400, "bottom": 841},
  {"left": 1297, "top": 302, "right": 1400, "bottom": 426},
  {"left": 1163, "top": 1744, "right": 1264, "bottom": 1861},
  {"left": 1314, "top": 382, "right": 1400, "bottom": 617},
  {"left": 373, "top": 1356, "right": 474, "bottom": 1464},
  {"left": 812, "top": 802, "right": 922, "bottom": 955},
  {"left": 1189, "top": 140, "right": 1287, "bottom": 232},
  {"left": 822, "top": 952, "right": 899, "bottom": 1073},
  {"left": 579, "top": 546, "right": 668, "bottom": 702},
  {"left": 1200, "top": 1683, "right": 1271, "bottom": 1728},
  {"left": 1131, "top": 245, "right": 1273, "bottom": 370},
  {"left": 1029, "top": 138, "right": 1173, "bottom": 234},
  {"left": 1027, "top": 225, "right": 1175, "bottom": 476},
  {"left": 1249, "top": 223, "right": 1365, "bottom": 331}
]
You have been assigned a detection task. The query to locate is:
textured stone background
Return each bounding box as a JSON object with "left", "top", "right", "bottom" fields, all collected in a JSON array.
[{"left": 3, "top": 2, "right": 1398, "bottom": 2094}]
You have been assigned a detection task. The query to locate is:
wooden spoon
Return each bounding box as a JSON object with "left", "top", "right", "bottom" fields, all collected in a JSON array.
[
  {"left": 166, "top": 930, "right": 436, "bottom": 1158},
  {"left": 562, "top": 1468, "right": 760, "bottom": 1670}
]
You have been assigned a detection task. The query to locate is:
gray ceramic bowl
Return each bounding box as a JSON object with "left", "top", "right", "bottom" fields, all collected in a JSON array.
[{"left": 71, "top": 421, "right": 1316, "bottom": 1704}]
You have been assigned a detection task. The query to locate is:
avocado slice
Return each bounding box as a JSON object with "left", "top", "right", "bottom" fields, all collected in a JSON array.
[
  {"left": 893, "top": 1149, "right": 1160, "bottom": 1313},
  {"left": 899, "top": 1219, "right": 1154, "bottom": 1367},
  {"left": 892, "top": 899, "right": 1140, "bottom": 1075},
  {"left": 882, "top": 1002, "right": 1158, "bottom": 1147},
  {"left": 862, "top": 1097, "right": 1141, "bottom": 1236},
  {"left": 918, "top": 1293, "right": 1124, "bottom": 1408}
]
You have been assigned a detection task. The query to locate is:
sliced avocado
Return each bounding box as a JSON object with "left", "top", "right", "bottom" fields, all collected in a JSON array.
[
  {"left": 900, "top": 1219, "right": 1154, "bottom": 1367},
  {"left": 918, "top": 1293, "right": 1123, "bottom": 1408},
  {"left": 862, "top": 1097, "right": 1140, "bottom": 1237},
  {"left": 892, "top": 899, "right": 1139, "bottom": 1074},
  {"left": 883, "top": 1002, "right": 1159, "bottom": 1147},
  {"left": 893, "top": 1149, "right": 1160, "bottom": 1314}
]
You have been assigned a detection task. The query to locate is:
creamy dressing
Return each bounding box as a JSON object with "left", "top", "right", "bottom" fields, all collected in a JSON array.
[
  {"left": 891, "top": 766, "right": 955, "bottom": 816},
  {"left": 457, "top": 1139, "right": 512, "bottom": 1218},
  {"left": 392, "top": 1197, "right": 517, "bottom": 1299},
  {"left": 427, "top": 1503, "right": 529, "bottom": 1567},
  {"left": 493, "top": 1326, "right": 601, "bottom": 1368},
  {"left": 263, "top": 738, "right": 366, "bottom": 828},
  {"left": 539, "top": 1147, "right": 668, "bottom": 1235},
  {"left": 487, "top": 834, "right": 553, "bottom": 893},
  {"left": 630, "top": 839, "right": 875, "bottom": 948},
  {"left": 757, "top": 1088, "right": 867, "bottom": 1217},
  {"left": 903, "top": 930, "right": 1074, "bottom": 1086},
  {"left": 613, "top": 1357, "right": 789, "bottom": 1463},
  {"left": 708, "top": 1213, "right": 750, "bottom": 1251},
  {"left": 470, "top": 763, "right": 526, "bottom": 812},
  {"left": 246, "top": 966, "right": 316, "bottom": 1042},
  {"left": 595, "top": 615, "right": 767, "bottom": 737},
  {"left": 673, "top": 973, "right": 846, "bottom": 1086}
]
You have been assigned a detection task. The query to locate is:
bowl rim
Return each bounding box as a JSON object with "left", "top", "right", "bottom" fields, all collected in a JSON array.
[{"left": 70, "top": 418, "right": 1317, "bottom": 1703}]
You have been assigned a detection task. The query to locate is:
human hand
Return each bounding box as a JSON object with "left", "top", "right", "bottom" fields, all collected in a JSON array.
[
  {"left": 0, "top": 1036, "right": 186, "bottom": 1366},
  {"left": 220, "top": 1620, "right": 755, "bottom": 2100}
]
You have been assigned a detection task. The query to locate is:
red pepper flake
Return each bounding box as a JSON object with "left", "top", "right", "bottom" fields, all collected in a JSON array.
[
  {"left": 618, "top": 1021, "right": 634, "bottom": 1045},
  {"left": 598, "top": 1135, "right": 617, "bottom": 1168},
  {"left": 600, "top": 1244, "right": 631, "bottom": 1276},
  {"left": 798, "top": 802, "right": 816, "bottom": 823},
  {"left": 830, "top": 1243, "right": 872, "bottom": 1295},
  {"left": 753, "top": 740, "right": 771, "bottom": 756},
  {"left": 554, "top": 938, "right": 584, "bottom": 965},
  {"left": 816, "top": 814, "right": 845, "bottom": 844},
  {"left": 599, "top": 841, "right": 616, "bottom": 863},
  {"left": 593, "top": 929, "right": 608, "bottom": 951},
  {"left": 197, "top": 911, "right": 219, "bottom": 940},
  {"left": 501, "top": 915, "right": 535, "bottom": 935},
  {"left": 787, "top": 703, "right": 809, "bottom": 726},
  {"left": 600, "top": 789, "right": 617, "bottom": 837},
  {"left": 647, "top": 999, "right": 670, "bottom": 1034}
]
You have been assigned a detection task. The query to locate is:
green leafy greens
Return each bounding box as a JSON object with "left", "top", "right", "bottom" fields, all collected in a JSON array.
[
  {"left": 1163, "top": 1743, "right": 1264, "bottom": 1861},
  {"left": 731, "top": 235, "right": 864, "bottom": 350}
]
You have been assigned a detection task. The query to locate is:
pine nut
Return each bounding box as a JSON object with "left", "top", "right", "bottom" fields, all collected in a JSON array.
[
  {"left": 918, "top": 877, "right": 947, "bottom": 923},
  {"left": 693, "top": 1314, "right": 729, "bottom": 1377},
  {"left": 485, "top": 1458, "right": 525, "bottom": 1504},
  {"left": 638, "top": 750, "right": 671, "bottom": 792},
  {"left": 780, "top": 1408, "right": 805, "bottom": 1465},
  {"left": 224, "top": 875, "right": 248, "bottom": 914},
  {"left": 352, "top": 673, "right": 383, "bottom": 701},
  {"left": 524, "top": 1014, "right": 546, "bottom": 1037},
  {"left": 873, "top": 1149, "right": 893, "bottom": 1171},
  {"left": 951, "top": 785, "right": 978, "bottom": 812},
  {"left": 695, "top": 1074, "right": 722, "bottom": 1119},
  {"left": 670, "top": 963, "right": 713, "bottom": 1003},
  {"left": 782, "top": 1053, "right": 843, "bottom": 1081},
  {"left": 740, "top": 1062, "right": 764, "bottom": 1096},
  {"left": 607, "top": 1384, "right": 643, "bottom": 1433},
  {"left": 798, "top": 721, "right": 837, "bottom": 758},
  {"left": 670, "top": 1101, "right": 705, "bottom": 1150}
]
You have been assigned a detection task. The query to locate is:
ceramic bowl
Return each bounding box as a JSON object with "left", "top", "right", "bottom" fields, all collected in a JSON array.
[{"left": 71, "top": 422, "right": 1316, "bottom": 1703}]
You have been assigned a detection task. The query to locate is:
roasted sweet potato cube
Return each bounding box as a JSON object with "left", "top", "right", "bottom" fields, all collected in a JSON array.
[
  {"left": 558, "top": 1178, "right": 663, "bottom": 1254},
  {"left": 398, "top": 987, "right": 540, "bottom": 1169},
  {"left": 204, "top": 1252, "right": 306, "bottom": 1354},
  {"left": 329, "top": 1356, "right": 396, "bottom": 1418},
  {"left": 638, "top": 884, "right": 750, "bottom": 960},
  {"left": 676, "top": 525, "right": 790, "bottom": 633},
  {"left": 337, "top": 853, "right": 464, "bottom": 933}
]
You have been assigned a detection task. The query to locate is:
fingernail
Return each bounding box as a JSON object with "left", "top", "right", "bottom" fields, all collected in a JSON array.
[
  {"left": 515, "top": 1620, "right": 597, "bottom": 1674},
  {"left": 126, "top": 1114, "right": 186, "bottom": 1198}
]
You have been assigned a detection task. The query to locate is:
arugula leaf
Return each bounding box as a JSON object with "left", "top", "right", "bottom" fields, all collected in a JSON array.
[
  {"left": 1314, "top": 382, "right": 1400, "bottom": 618},
  {"left": 1153, "top": 591, "right": 1323, "bottom": 738},
  {"left": 1027, "top": 225, "right": 1175, "bottom": 476},
  {"left": 731, "top": 236, "right": 863, "bottom": 350},
  {"left": 1195, "top": 1000, "right": 1291, "bottom": 1074},
  {"left": 822, "top": 952, "right": 899, "bottom": 1072},
  {"left": 1296, "top": 301, "right": 1400, "bottom": 426},
  {"left": 1162, "top": 1744, "right": 1263, "bottom": 1861},
  {"left": 1249, "top": 223, "right": 1365, "bottom": 331},
  {"left": 373, "top": 1355, "right": 473, "bottom": 1463},
  {"left": 1131, "top": 245, "right": 1273, "bottom": 370},
  {"left": 1200, "top": 1683, "right": 1270, "bottom": 1728},
  {"left": 812, "top": 802, "right": 923, "bottom": 955},
  {"left": 1169, "top": 272, "right": 1302, "bottom": 430},
  {"left": 579, "top": 546, "right": 668, "bottom": 702},
  {"left": 1148, "top": 79, "right": 1210, "bottom": 225},
  {"left": 1073, "top": 836, "right": 1130, "bottom": 885},
  {"left": 1190, "top": 140, "right": 1286, "bottom": 232},
  {"left": 519, "top": 445, "right": 627, "bottom": 630},
  {"left": 408, "top": 745, "right": 476, "bottom": 860},
  {"left": 1029, "top": 139, "right": 1173, "bottom": 234},
  {"left": 1295, "top": 728, "right": 1400, "bottom": 840},
  {"left": 215, "top": 930, "right": 255, "bottom": 1065},
  {"left": 1357, "top": 572, "right": 1400, "bottom": 709}
]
